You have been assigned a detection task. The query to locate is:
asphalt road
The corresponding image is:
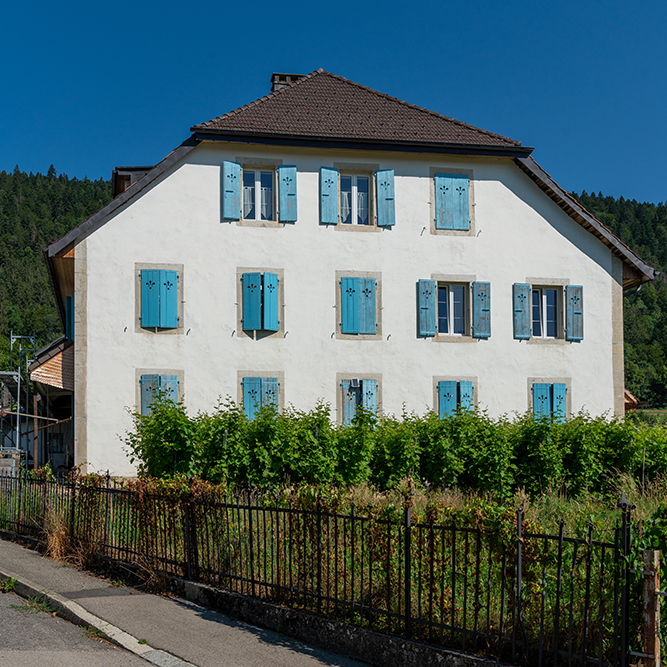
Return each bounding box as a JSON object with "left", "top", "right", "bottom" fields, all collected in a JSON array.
[{"left": 0, "top": 587, "right": 147, "bottom": 667}]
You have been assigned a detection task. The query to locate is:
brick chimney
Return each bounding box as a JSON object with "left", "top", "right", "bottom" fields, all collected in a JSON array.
[{"left": 270, "top": 73, "right": 304, "bottom": 92}]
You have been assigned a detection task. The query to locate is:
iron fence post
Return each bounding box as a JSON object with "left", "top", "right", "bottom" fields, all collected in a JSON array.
[
  {"left": 516, "top": 502, "right": 528, "bottom": 667},
  {"left": 247, "top": 488, "right": 255, "bottom": 597},
  {"left": 69, "top": 475, "right": 76, "bottom": 543},
  {"left": 405, "top": 502, "right": 412, "bottom": 639},
  {"left": 618, "top": 491, "right": 635, "bottom": 667},
  {"left": 316, "top": 497, "right": 322, "bottom": 616}
]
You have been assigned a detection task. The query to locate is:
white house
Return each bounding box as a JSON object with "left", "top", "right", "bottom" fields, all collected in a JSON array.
[{"left": 37, "top": 70, "right": 653, "bottom": 475}]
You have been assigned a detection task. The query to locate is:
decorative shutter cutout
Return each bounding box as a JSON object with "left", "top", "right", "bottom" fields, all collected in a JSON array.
[
  {"left": 434, "top": 174, "right": 470, "bottom": 230},
  {"left": 513, "top": 283, "right": 531, "bottom": 340},
  {"left": 242, "top": 273, "right": 262, "bottom": 331},
  {"left": 140, "top": 374, "right": 160, "bottom": 415},
  {"left": 358, "top": 278, "right": 377, "bottom": 334},
  {"left": 340, "top": 277, "right": 359, "bottom": 334},
  {"left": 361, "top": 379, "right": 377, "bottom": 415},
  {"left": 320, "top": 167, "right": 339, "bottom": 224},
  {"left": 159, "top": 270, "right": 179, "bottom": 329},
  {"left": 472, "top": 281, "right": 491, "bottom": 339},
  {"left": 552, "top": 383, "right": 567, "bottom": 422},
  {"left": 263, "top": 273, "right": 280, "bottom": 332},
  {"left": 278, "top": 165, "right": 297, "bottom": 222},
  {"left": 160, "top": 375, "right": 179, "bottom": 404},
  {"left": 565, "top": 285, "right": 583, "bottom": 341},
  {"left": 140, "top": 269, "right": 160, "bottom": 328},
  {"left": 459, "top": 381, "right": 474, "bottom": 410},
  {"left": 243, "top": 377, "right": 262, "bottom": 419},
  {"left": 262, "top": 377, "right": 280, "bottom": 411},
  {"left": 222, "top": 161, "right": 242, "bottom": 221},
  {"left": 532, "top": 383, "right": 551, "bottom": 418},
  {"left": 417, "top": 279, "right": 436, "bottom": 337},
  {"left": 438, "top": 381, "right": 458, "bottom": 418},
  {"left": 376, "top": 169, "right": 395, "bottom": 227}
]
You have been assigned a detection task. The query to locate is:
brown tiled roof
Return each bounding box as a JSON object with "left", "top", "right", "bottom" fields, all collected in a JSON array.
[{"left": 192, "top": 70, "right": 522, "bottom": 149}]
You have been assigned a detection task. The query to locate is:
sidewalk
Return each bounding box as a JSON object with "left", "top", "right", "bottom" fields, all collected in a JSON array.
[{"left": 0, "top": 536, "right": 364, "bottom": 667}]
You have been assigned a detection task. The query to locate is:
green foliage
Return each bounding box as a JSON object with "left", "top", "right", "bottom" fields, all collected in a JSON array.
[{"left": 0, "top": 577, "right": 17, "bottom": 593}]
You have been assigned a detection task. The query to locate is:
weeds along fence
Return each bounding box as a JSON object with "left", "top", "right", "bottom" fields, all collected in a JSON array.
[{"left": 0, "top": 473, "right": 645, "bottom": 667}]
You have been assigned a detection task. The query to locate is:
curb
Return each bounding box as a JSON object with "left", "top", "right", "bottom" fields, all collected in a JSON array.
[{"left": 0, "top": 569, "right": 196, "bottom": 667}]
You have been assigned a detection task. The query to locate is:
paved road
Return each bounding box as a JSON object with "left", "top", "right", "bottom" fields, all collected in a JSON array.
[{"left": 0, "top": 587, "right": 146, "bottom": 667}]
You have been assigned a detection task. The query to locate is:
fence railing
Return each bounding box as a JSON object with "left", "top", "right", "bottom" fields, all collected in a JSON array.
[{"left": 0, "top": 473, "right": 643, "bottom": 667}]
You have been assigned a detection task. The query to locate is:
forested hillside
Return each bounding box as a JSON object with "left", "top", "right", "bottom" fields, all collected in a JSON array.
[
  {"left": 0, "top": 166, "right": 112, "bottom": 368},
  {"left": 0, "top": 167, "right": 664, "bottom": 406}
]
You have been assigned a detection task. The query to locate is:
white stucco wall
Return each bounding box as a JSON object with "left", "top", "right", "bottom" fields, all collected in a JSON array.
[{"left": 76, "top": 143, "right": 619, "bottom": 474}]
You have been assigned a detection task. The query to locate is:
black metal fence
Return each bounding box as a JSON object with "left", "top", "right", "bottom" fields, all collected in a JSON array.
[{"left": 0, "top": 473, "right": 640, "bottom": 666}]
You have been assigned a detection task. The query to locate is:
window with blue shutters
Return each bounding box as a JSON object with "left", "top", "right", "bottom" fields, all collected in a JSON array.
[
  {"left": 532, "top": 382, "right": 568, "bottom": 422},
  {"left": 140, "top": 374, "right": 180, "bottom": 416},
  {"left": 242, "top": 376, "right": 280, "bottom": 419},
  {"left": 140, "top": 268, "right": 180, "bottom": 330},
  {"left": 514, "top": 283, "right": 582, "bottom": 342},
  {"left": 241, "top": 271, "right": 281, "bottom": 334},
  {"left": 434, "top": 173, "right": 470, "bottom": 231},
  {"left": 340, "top": 378, "right": 379, "bottom": 425},
  {"left": 437, "top": 380, "right": 474, "bottom": 417},
  {"left": 339, "top": 275, "right": 379, "bottom": 337}
]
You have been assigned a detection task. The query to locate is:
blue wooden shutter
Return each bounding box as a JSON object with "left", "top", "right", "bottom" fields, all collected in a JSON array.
[
  {"left": 261, "top": 377, "right": 280, "bottom": 411},
  {"left": 263, "top": 272, "right": 280, "bottom": 331},
  {"left": 340, "top": 277, "right": 359, "bottom": 334},
  {"left": 320, "top": 167, "right": 339, "bottom": 224},
  {"left": 552, "top": 383, "right": 567, "bottom": 422},
  {"left": 376, "top": 169, "right": 395, "bottom": 227},
  {"left": 140, "top": 269, "right": 160, "bottom": 328},
  {"left": 242, "top": 272, "right": 262, "bottom": 331},
  {"left": 278, "top": 165, "right": 297, "bottom": 222},
  {"left": 358, "top": 278, "right": 377, "bottom": 334},
  {"left": 65, "top": 294, "right": 74, "bottom": 340},
  {"left": 565, "top": 285, "right": 584, "bottom": 341},
  {"left": 434, "top": 174, "right": 470, "bottom": 230},
  {"left": 340, "top": 380, "right": 358, "bottom": 425},
  {"left": 159, "top": 270, "right": 179, "bottom": 329},
  {"left": 243, "top": 377, "right": 262, "bottom": 419},
  {"left": 532, "top": 383, "right": 551, "bottom": 418},
  {"left": 513, "top": 283, "right": 531, "bottom": 340},
  {"left": 361, "top": 379, "right": 377, "bottom": 415},
  {"left": 160, "top": 375, "right": 179, "bottom": 404},
  {"left": 222, "top": 161, "right": 242, "bottom": 221},
  {"left": 472, "top": 281, "right": 491, "bottom": 339},
  {"left": 438, "top": 381, "right": 458, "bottom": 418},
  {"left": 140, "top": 374, "right": 160, "bottom": 415},
  {"left": 417, "top": 279, "right": 436, "bottom": 337},
  {"left": 459, "top": 381, "right": 474, "bottom": 410}
]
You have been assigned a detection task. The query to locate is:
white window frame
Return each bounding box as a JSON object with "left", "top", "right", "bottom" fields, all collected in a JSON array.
[
  {"left": 339, "top": 172, "right": 373, "bottom": 226},
  {"left": 531, "top": 287, "right": 562, "bottom": 339},
  {"left": 242, "top": 167, "right": 276, "bottom": 221},
  {"left": 437, "top": 282, "right": 469, "bottom": 336}
]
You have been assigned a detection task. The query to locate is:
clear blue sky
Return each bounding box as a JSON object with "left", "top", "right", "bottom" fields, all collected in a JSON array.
[{"left": 2, "top": 0, "right": 665, "bottom": 203}]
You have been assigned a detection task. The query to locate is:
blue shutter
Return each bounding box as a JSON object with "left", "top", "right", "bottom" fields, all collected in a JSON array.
[
  {"left": 565, "top": 285, "right": 584, "bottom": 341},
  {"left": 358, "top": 278, "right": 377, "bottom": 335},
  {"left": 159, "top": 270, "right": 179, "bottom": 329},
  {"left": 341, "top": 380, "right": 358, "bottom": 425},
  {"left": 532, "top": 383, "right": 551, "bottom": 418},
  {"left": 140, "top": 270, "right": 160, "bottom": 328},
  {"left": 242, "top": 272, "right": 262, "bottom": 331},
  {"left": 278, "top": 165, "right": 297, "bottom": 222},
  {"left": 243, "top": 377, "right": 262, "bottom": 419},
  {"left": 160, "top": 375, "right": 179, "bottom": 404},
  {"left": 434, "top": 174, "right": 470, "bottom": 230},
  {"left": 320, "top": 167, "right": 339, "bottom": 225},
  {"left": 222, "top": 161, "right": 242, "bottom": 221},
  {"left": 263, "top": 272, "right": 280, "bottom": 332},
  {"left": 140, "top": 374, "right": 160, "bottom": 416},
  {"left": 261, "top": 377, "right": 280, "bottom": 411},
  {"left": 513, "top": 283, "right": 531, "bottom": 340},
  {"left": 472, "top": 281, "right": 491, "bottom": 339},
  {"left": 340, "top": 277, "right": 360, "bottom": 334},
  {"left": 376, "top": 169, "right": 395, "bottom": 227},
  {"left": 417, "top": 279, "right": 436, "bottom": 337},
  {"left": 65, "top": 294, "right": 74, "bottom": 340},
  {"left": 438, "top": 381, "right": 458, "bottom": 418},
  {"left": 459, "top": 381, "right": 474, "bottom": 410},
  {"left": 552, "top": 383, "right": 567, "bottom": 422},
  {"left": 361, "top": 379, "right": 377, "bottom": 415}
]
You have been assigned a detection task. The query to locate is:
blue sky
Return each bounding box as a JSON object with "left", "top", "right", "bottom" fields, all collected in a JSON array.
[{"left": 2, "top": 0, "right": 665, "bottom": 203}]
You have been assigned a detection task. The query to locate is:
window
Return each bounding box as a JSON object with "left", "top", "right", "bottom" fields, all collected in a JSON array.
[
  {"left": 241, "top": 272, "right": 280, "bottom": 332},
  {"left": 532, "top": 382, "right": 567, "bottom": 422},
  {"left": 243, "top": 169, "right": 274, "bottom": 221},
  {"left": 434, "top": 173, "right": 470, "bottom": 231},
  {"left": 417, "top": 279, "right": 490, "bottom": 339},
  {"left": 513, "top": 283, "right": 583, "bottom": 341},
  {"left": 140, "top": 269, "right": 179, "bottom": 329},
  {"left": 140, "top": 374, "right": 179, "bottom": 415},
  {"left": 320, "top": 167, "right": 394, "bottom": 227},
  {"left": 340, "top": 276, "right": 377, "bottom": 335},
  {"left": 340, "top": 378, "right": 377, "bottom": 425},
  {"left": 437, "top": 380, "right": 473, "bottom": 417},
  {"left": 242, "top": 376, "right": 279, "bottom": 419}
]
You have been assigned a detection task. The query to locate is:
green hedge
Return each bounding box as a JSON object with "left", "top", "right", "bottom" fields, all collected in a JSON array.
[{"left": 123, "top": 398, "right": 667, "bottom": 496}]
